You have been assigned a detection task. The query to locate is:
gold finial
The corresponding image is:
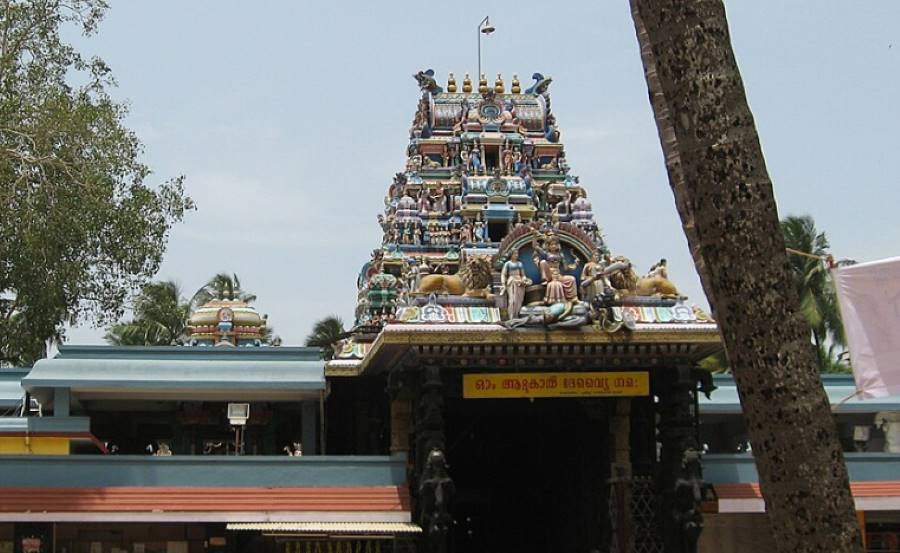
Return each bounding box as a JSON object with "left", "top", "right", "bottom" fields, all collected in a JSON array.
[
  {"left": 478, "top": 73, "right": 488, "bottom": 94},
  {"left": 494, "top": 73, "right": 504, "bottom": 94},
  {"left": 447, "top": 73, "right": 457, "bottom": 93},
  {"left": 511, "top": 74, "right": 521, "bottom": 94},
  {"left": 462, "top": 72, "right": 472, "bottom": 93}
]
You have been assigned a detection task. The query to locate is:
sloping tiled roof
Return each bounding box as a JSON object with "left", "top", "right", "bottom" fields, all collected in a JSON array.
[
  {"left": 0, "top": 486, "right": 410, "bottom": 513},
  {"left": 716, "top": 482, "right": 900, "bottom": 500}
]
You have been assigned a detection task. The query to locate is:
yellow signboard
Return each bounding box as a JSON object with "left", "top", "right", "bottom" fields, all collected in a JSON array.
[{"left": 463, "top": 371, "right": 649, "bottom": 399}]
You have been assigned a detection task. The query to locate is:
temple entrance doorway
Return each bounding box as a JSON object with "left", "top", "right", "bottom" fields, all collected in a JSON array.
[{"left": 443, "top": 396, "right": 611, "bottom": 553}]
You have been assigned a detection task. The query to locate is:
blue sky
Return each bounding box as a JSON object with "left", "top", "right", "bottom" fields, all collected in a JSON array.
[{"left": 66, "top": 1, "right": 900, "bottom": 345}]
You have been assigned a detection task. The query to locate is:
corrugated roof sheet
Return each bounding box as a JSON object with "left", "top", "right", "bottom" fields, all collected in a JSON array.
[{"left": 227, "top": 522, "right": 422, "bottom": 535}]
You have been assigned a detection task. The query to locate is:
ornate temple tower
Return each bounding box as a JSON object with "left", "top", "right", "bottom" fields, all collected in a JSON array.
[{"left": 328, "top": 70, "right": 723, "bottom": 553}]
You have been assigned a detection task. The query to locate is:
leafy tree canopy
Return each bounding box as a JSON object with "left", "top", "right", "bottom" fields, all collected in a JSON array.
[
  {"left": 104, "top": 280, "right": 190, "bottom": 346},
  {"left": 305, "top": 316, "right": 345, "bottom": 360},
  {"left": 1, "top": 1, "right": 192, "bottom": 365},
  {"left": 190, "top": 273, "right": 257, "bottom": 309},
  {"left": 782, "top": 215, "right": 851, "bottom": 373},
  {"left": 106, "top": 274, "right": 277, "bottom": 346}
]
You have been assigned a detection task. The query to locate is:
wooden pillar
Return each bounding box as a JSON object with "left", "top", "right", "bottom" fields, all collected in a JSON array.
[
  {"left": 657, "top": 366, "right": 705, "bottom": 553},
  {"left": 609, "top": 398, "right": 633, "bottom": 553},
  {"left": 414, "top": 362, "right": 453, "bottom": 553}
]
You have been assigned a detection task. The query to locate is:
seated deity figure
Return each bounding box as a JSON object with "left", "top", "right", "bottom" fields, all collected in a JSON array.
[
  {"left": 532, "top": 232, "right": 580, "bottom": 304},
  {"left": 500, "top": 249, "right": 532, "bottom": 318}
]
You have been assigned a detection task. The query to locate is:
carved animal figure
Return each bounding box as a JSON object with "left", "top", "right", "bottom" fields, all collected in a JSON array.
[
  {"left": 524, "top": 72, "right": 553, "bottom": 95},
  {"left": 414, "top": 69, "right": 443, "bottom": 95},
  {"left": 417, "top": 256, "right": 493, "bottom": 297},
  {"left": 605, "top": 255, "right": 680, "bottom": 297}
]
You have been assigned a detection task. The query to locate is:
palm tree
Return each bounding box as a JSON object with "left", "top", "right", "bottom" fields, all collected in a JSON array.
[
  {"left": 105, "top": 280, "right": 190, "bottom": 346},
  {"left": 190, "top": 273, "right": 257, "bottom": 308},
  {"left": 305, "top": 316, "right": 346, "bottom": 360},
  {"left": 630, "top": 1, "right": 862, "bottom": 550},
  {"left": 781, "top": 215, "right": 850, "bottom": 373}
]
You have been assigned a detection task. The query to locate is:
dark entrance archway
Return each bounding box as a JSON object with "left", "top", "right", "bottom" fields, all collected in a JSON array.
[{"left": 443, "top": 396, "right": 612, "bottom": 553}]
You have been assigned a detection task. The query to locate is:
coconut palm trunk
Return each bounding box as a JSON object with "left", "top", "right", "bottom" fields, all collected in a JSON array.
[{"left": 629, "top": 1, "right": 862, "bottom": 551}]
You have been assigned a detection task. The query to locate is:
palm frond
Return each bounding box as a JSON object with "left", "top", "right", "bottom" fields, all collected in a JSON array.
[{"left": 305, "top": 316, "right": 346, "bottom": 360}]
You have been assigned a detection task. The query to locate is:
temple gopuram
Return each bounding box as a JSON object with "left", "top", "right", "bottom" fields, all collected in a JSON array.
[{"left": 326, "top": 70, "right": 722, "bottom": 553}]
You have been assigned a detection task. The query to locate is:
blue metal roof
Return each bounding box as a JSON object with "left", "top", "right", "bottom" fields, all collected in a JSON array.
[
  {"left": 22, "top": 345, "right": 325, "bottom": 398},
  {"left": 25, "top": 359, "right": 324, "bottom": 391},
  {"left": 0, "top": 369, "right": 27, "bottom": 410},
  {"left": 704, "top": 452, "right": 900, "bottom": 483},
  {"left": 702, "top": 374, "right": 900, "bottom": 414},
  {"left": 54, "top": 344, "right": 322, "bottom": 361}
]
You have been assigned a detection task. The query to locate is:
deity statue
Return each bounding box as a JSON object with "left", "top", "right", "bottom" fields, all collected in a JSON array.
[
  {"left": 474, "top": 219, "right": 486, "bottom": 243},
  {"left": 450, "top": 222, "right": 460, "bottom": 244},
  {"left": 407, "top": 147, "right": 423, "bottom": 172},
  {"left": 431, "top": 186, "right": 450, "bottom": 214},
  {"left": 581, "top": 251, "right": 612, "bottom": 303},
  {"left": 417, "top": 189, "right": 431, "bottom": 213},
  {"left": 501, "top": 144, "right": 514, "bottom": 175},
  {"left": 545, "top": 113, "right": 560, "bottom": 143},
  {"left": 469, "top": 146, "right": 482, "bottom": 174},
  {"left": 459, "top": 223, "right": 472, "bottom": 244},
  {"left": 520, "top": 166, "right": 534, "bottom": 196},
  {"left": 512, "top": 146, "right": 524, "bottom": 174},
  {"left": 532, "top": 231, "right": 580, "bottom": 304},
  {"left": 558, "top": 151, "right": 570, "bottom": 174},
  {"left": 500, "top": 249, "right": 532, "bottom": 318}
]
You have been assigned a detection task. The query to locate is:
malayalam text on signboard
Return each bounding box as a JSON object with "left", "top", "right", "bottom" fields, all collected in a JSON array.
[{"left": 462, "top": 371, "right": 649, "bottom": 399}]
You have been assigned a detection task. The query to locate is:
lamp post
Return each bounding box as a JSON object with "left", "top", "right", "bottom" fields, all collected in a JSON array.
[{"left": 477, "top": 16, "right": 495, "bottom": 80}]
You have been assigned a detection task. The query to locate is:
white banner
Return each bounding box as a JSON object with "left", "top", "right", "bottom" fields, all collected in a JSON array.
[{"left": 833, "top": 257, "right": 900, "bottom": 398}]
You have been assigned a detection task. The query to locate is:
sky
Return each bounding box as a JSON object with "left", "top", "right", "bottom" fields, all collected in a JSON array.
[{"left": 65, "top": 1, "right": 900, "bottom": 346}]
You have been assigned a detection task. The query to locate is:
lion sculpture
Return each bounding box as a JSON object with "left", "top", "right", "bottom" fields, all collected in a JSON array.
[
  {"left": 606, "top": 255, "right": 680, "bottom": 297},
  {"left": 417, "top": 256, "right": 493, "bottom": 298}
]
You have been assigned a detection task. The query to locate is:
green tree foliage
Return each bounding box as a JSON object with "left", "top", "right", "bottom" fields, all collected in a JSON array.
[
  {"left": 190, "top": 273, "right": 257, "bottom": 309},
  {"left": 104, "top": 280, "right": 190, "bottom": 346},
  {"left": 781, "top": 215, "right": 851, "bottom": 373},
  {"left": 0, "top": 1, "right": 192, "bottom": 365},
  {"left": 305, "top": 316, "right": 345, "bottom": 360}
]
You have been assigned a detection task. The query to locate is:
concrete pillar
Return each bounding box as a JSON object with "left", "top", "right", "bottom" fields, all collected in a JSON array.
[
  {"left": 53, "top": 388, "right": 70, "bottom": 417},
  {"left": 301, "top": 399, "right": 318, "bottom": 455}
]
